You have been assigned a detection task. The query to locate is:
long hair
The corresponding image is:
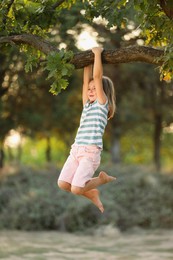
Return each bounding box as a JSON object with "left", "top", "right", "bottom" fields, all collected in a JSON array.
[{"left": 102, "top": 76, "right": 116, "bottom": 119}]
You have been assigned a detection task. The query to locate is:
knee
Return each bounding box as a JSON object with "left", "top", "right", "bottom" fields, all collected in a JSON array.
[
  {"left": 71, "top": 186, "right": 84, "bottom": 195},
  {"left": 57, "top": 180, "right": 70, "bottom": 191}
]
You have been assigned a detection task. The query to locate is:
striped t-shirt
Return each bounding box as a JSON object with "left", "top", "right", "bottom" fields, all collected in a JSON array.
[{"left": 74, "top": 99, "right": 109, "bottom": 149}]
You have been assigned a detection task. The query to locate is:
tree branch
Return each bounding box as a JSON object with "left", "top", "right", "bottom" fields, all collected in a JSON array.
[
  {"left": 51, "top": 0, "right": 66, "bottom": 10},
  {"left": 0, "top": 34, "right": 164, "bottom": 68},
  {"left": 71, "top": 46, "right": 164, "bottom": 69},
  {"left": 0, "top": 34, "right": 58, "bottom": 54}
]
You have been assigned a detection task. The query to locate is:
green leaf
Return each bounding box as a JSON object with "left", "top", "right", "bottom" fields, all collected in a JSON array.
[
  {"left": 24, "top": 48, "right": 40, "bottom": 72},
  {"left": 44, "top": 50, "right": 74, "bottom": 94}
]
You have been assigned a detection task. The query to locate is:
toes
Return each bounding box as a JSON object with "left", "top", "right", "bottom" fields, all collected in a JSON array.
[
  {"left": 99, "top": 171, "right": 116, "bottom": 183},
  {"left": 99, "top": 205, "right": 104, "bottom": 213}
]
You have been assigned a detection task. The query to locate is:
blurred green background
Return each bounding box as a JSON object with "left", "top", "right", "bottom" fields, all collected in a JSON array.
[{"left": 0, "top": 0, "right": 173, "bottom": 234}]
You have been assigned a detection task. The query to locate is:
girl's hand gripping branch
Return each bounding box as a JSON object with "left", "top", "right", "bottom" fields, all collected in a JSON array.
[{"left": 91, "top": 47, "right": 107, "bottom": 105}]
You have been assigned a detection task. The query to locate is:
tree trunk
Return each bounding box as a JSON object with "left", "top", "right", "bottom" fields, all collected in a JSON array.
[
  {"left": 17, "top": 144, "right": 22, "bottom": 163},
  {"left": 110, "top": 115, "right": 122, "bottom": 163},
  {"left": 0, "top": 147, "right": 5, "bottom": 168},
  {"left": 107, "top": 63, "right": 122, "bottom": 164},
  {"left": 153, "top": 114, "right": 162, "bottom": 171},
  {"left": 111, "top": 134, "right": 121, "bottom": 163},
  {"left": 46, "top": 136, "right": 51, "bottom": 162},
  {"left": 160, "top": 0, "right": 173, "bottom": 19}
]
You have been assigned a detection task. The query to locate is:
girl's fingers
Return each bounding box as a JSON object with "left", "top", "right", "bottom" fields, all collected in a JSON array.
[{"left": 91, "top": 47, "right": 103, "bottom": 53}]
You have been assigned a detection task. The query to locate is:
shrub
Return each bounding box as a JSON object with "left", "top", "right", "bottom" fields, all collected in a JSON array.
[{"left": 0, "top": 165, "right": 173, "bottom": 231}]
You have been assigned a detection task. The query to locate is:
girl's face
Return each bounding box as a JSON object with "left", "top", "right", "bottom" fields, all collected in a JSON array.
[{"left": 88, "top": 80, "right": 97, "bottom": 103}]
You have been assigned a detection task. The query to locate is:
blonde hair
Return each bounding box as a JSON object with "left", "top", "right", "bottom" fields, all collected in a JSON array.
[{"left": 102, "top": 76, "right": 116, "bottom": 119}]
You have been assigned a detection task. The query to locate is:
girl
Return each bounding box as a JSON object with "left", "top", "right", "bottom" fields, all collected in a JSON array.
[{"left": 58, "top": 47, "right": 116, "bottom": 213}]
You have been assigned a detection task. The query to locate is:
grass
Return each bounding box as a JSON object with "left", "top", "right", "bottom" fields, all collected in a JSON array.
[{"left": 0, "top": 229, "right": 173, "bottom": 260}]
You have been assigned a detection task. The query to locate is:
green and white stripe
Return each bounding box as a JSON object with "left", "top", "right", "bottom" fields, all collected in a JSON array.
[{"left": 74, "top": 99, "right": 108, "bottom": 149}]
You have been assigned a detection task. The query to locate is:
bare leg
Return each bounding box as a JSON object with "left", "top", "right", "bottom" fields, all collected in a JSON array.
[
  {"left": 71, "top": 185, "right": 104, "bottom": 213},
  {"left": 83, "top": 171, "right": 116, "bottom": 192},
  {"left": 58, "top": 180, "right": 71, "bottom": 192},
  {"left": 82, "top": 189, "right": 104, "bottom": 213},
  {"left": 58, "top": 180, "right": 106, "bottom": 213}
]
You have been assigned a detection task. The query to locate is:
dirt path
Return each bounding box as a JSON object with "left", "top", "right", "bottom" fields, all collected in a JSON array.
[{"left": 0, "top": 229, "right": 173, "bottom": 260}]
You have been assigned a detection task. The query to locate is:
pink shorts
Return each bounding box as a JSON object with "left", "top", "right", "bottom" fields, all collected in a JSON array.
[{"left": 58, "top": 144, "right": 101, "bottom": 187}]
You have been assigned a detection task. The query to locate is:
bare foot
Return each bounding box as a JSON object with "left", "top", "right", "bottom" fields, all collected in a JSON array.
[
  {"left": 99, "top": 171, "right": 116, "bottom": 184},
  {"left": 82, "top": 189, "right": 104, "bottom": 213}
]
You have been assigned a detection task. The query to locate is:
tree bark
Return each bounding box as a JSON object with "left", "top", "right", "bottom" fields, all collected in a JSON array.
[
  {"left": 72, "top": 46, "right": 164, "bottom": 69},
  {"left": 0, "top": 148, "right": 5, "bottom": 168},
  {"left": 153, "top": 113, "right": 162, "bottom": 171},
  {"left": 46, "top": 136, "right": 51, "bottom": 162},
  {"left": 0, "top": 34, "right": 58, "bottom": 54},
  {"left": 160, "top": 0, "right": 173, "bottom": 19},
  {"left": 111, "top": 135, "right": 121, "bottom": 163},
  {"left": 0, "top": 34, "right": 164, "bottom": 68}
]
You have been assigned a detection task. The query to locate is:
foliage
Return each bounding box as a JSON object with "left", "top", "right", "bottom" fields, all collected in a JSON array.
[
  {"left": 23, "top": 47, "right": 75, "bottom": 94},
  {"left": 3, "top": 124, "right": 173, "bottom": 168},
  {"left": 84, "top": 0, "right": 173, "bottom": 80},
  {"left": 0, "top": 165, "right": 173, "bottom": 231},
  {"left": 0, "top": 0, "right": 77, "bottom": 93},
  {"left": 44, "top": 50, "right": 74, "bottom": 94},
  {"left": 1, "top": 0, "right": 173, "bottom": 88},
  {"left": 0, "top": 50, "right": 81, "bottom": 146},
  {"left": 0, "top": 0, "right": 77, "bottom": 35},
  {"left": 17, "top": 136, "right": 67, "bottom": 167},
  {"left": 1, "top": 0, "right": 173, "bottom": 170}
]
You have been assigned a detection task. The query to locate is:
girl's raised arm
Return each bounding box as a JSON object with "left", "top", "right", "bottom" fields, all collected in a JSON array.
[
  {"left": 92, "top": 47, "right": 107, "bottom": 105},
  {"left": 82, "top": 65, "right": 93, "bottom": 106}
]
